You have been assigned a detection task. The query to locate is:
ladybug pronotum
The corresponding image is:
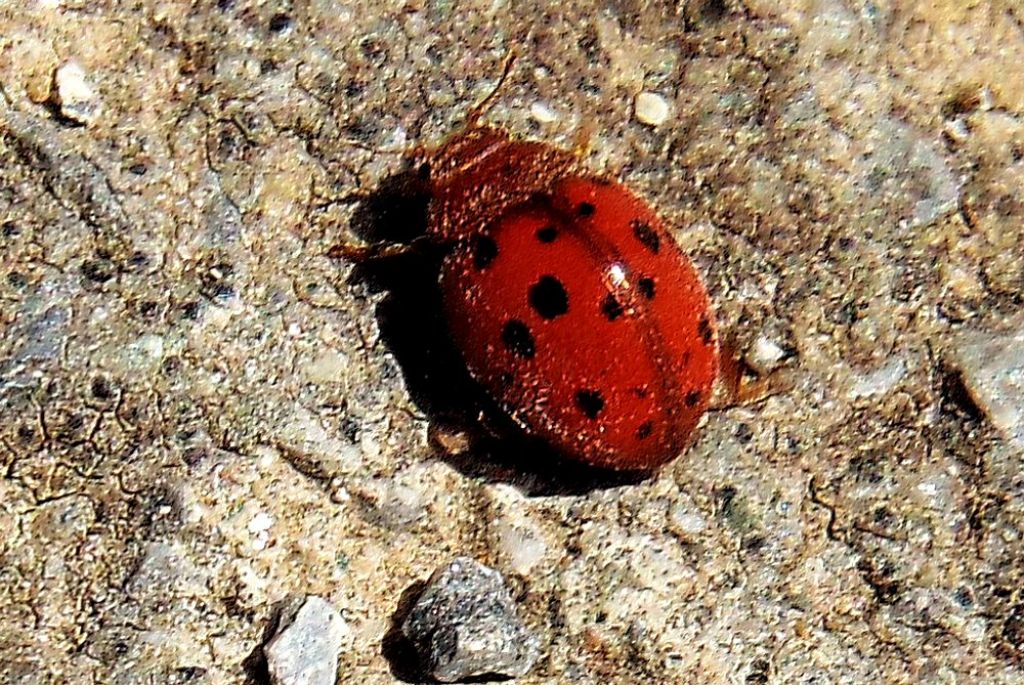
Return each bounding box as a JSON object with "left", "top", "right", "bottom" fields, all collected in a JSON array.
[{"left": 417, "top": 116, "right": 720, "bottom": 472}]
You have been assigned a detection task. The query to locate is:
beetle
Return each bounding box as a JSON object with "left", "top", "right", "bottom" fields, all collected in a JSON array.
[{"left": 334, "top": 60, "right": 719, "bottom": 471}]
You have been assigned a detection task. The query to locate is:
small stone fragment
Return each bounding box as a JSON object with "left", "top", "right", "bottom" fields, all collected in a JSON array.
[
  {"left": 745, "top": 334, "right": 787, "bottom": 375},
  {"left": 495, "top": 521, "right": 546, "bottom": 575},
  {"left": 634, "top": 91, "right": 670, "bottom": 126},
  {"left": 668, "top": 500, "right": 707, "bottom": 540},
  {"left": 401, "top": 557, "right": 539, "bottom": 682},
  {"left": 54, "top": 61, "right": 103, "bottom": 125},
  {"left": 849, "top": 356, "right": 907, "bottom": 399},
  {"left": 529, "top": 101, "right": 558, "bottom": 124},
  {"left": 125, "top": 542, "right": 205, "bottom": 603},
  {"left": 350, "top": 475, "right": 426, "bottom": 529},
  {"left": 265, "top": 596, "right": 351, "bottom": 685},
  {"left": 247, "top": 511, "right": 274, "bottom": 551},
  {"left": 951, "top": 316, "right": 1024, "bottom": 452}
]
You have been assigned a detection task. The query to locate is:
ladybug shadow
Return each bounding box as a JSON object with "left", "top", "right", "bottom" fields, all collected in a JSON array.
[{"left": 344, "top": 169, "right": 649, "bottom": 497}]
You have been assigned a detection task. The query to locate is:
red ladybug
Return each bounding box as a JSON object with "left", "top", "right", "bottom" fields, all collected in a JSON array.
[{"left": 343, "top": 75, "right": 719, "bottom": 472}]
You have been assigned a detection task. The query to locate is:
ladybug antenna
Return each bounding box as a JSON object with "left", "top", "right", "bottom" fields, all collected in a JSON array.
[{"left": 466, "top": 50, "right": 518, "bottom": 127}]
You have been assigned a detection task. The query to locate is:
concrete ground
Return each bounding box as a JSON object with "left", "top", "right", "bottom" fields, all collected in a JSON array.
[{"left": 2, "top": 1, "right": 1023, "bottom": 683}]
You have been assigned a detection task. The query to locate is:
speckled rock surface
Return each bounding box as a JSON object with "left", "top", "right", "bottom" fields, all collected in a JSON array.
[
  {"left": 401, "top": 557, "right": 539, "bottom": 682},
  {"left": 2, "top": 1, "right": 1024, "bottom": 684}
]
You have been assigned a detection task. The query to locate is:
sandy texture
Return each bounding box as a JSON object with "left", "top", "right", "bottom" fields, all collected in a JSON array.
[{"left": 2, "top": 1, "right": 1023, "bottom": 683}]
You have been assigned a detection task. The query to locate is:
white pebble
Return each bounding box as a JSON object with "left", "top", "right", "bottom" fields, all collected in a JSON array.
[
  {"left": 668, "top": 501, "right": 707, "bottom": 539},
  {"left": 304, "top": 349, "right": 349, "bottom": 384},
  {"left": 634, "top": 91, "right": 670, "bottom": 127},
  {"left": 849, "top": 357, "right": 907, "bottom": 399},
  {"left": 248, "top": 512, "right": 274, "bottom": 534},
  {"left": 55, "top": 61, "right": 102, "bottom": 124},
  {"left": 962, "top": 617, "right": 987, "bottom": 643},
  {"left": 248, "top": 512, "right": 274, "bottom": 551},
  {"left": 136, "top": 334, "right": 165, "bottom": 361},
  {"left": 496, "top": 520, "right": 547, "bottom": 575},
  {"left": 746, "top": 334, "right": 787, "bottom": 375},
  {"left": 529, "top": 101, "right": 558, "bottom": 124}
]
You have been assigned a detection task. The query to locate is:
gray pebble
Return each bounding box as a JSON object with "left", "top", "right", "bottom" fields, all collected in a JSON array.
[
  {"left": 265, "top": 596, "right": 351, "bottom": 685},
  {"left": 402, "top": 557, "right": 539, "bottom": 682}
]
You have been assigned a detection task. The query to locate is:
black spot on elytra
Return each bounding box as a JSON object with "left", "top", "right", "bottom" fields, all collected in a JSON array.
[
  {"left": 529, "top": 275, "right": 569, "bottom": 320},
  {"left": 472, "top": 235, "right": 498, "bottom": 270},
  {"left": 685, "top": 390, "right": 701, "bottom": 407},
  {"left": 698, "top": 316, "right": 713, "bottom": 345},
  {"left": 601, "top": 293, "right": 624, "bottom": 321},
  {"left": 638, "top": 276, "right": 656, "bottom": 299},
  {"left": 577, "top": 202, "right": 596, "bottom": 217},
  {"left": 631, "top": 386, "right": 650, "bottom": 398},
  {"left": 631, "top": 219, "right": 660, "bottom": 254},
  {"left": 575, "top": 389, "right": 605, "bottom": 419},
  {"left": 536, "top": 226, "right": 558, "bottom": 243},
  {"left": 636, "top": 421, "right": 653, "bottom": 440},
  {"left": 502, "top": 320, "right": 535, "bottom": 359}
]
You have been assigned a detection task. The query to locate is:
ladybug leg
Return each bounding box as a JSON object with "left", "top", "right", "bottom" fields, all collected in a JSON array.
[
  {"left": 428, "top": 423, "right": 472, "bottom": 458},
  {"left": 327, "top": 232, "right": 450, "bottom": 264},
  {"left": 316, "top": 189, "right": 413, "bottom": 262},
  {"left": 323, "top": 166, "right": 436, "bottom": 263},
  {"left": 710, "top": 337, "right": 793, "bottom": 410},
  {"left": 326, "top": 240, "right": 416, "bottom": 262}
]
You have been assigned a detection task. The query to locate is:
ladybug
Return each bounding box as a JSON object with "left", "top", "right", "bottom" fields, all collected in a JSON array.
[{"left": 344, "top": 72, "right": 719, "bottom": 472}]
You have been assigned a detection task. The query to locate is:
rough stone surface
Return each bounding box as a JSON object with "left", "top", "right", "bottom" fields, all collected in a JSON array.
[
  {"left": 265, "top": 596, "right": 350, "bottom": 685},
  {"left": 1, "top": 2, "right": 1024, "bottom": 684},
  {"left": 402, "top": 558, "right": 539, "bottom": 682}
]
